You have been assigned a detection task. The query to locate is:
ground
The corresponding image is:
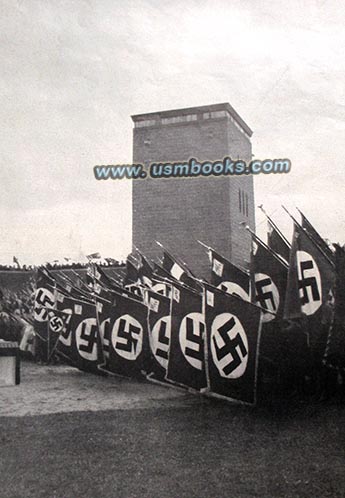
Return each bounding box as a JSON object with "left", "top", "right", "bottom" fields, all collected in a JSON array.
[{"left": 1, "top": 361, "right": 345, "bottom": 498}]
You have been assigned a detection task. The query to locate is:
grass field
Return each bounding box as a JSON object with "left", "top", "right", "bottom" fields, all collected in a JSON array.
[{"left": 1, "top": 398, "right": 345, "bottom": 498}]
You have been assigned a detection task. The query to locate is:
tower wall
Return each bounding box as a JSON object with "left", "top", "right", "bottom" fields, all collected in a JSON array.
[{"left": 132, "top": 103, "right": 255, "bottom": 277}]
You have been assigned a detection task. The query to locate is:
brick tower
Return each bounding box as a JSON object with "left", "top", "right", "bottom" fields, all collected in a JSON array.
[{"left": 131, "top": 103, "right": 255, "bottom": 278}]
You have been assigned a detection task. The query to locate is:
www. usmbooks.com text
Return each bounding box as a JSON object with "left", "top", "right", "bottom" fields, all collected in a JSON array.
[{"left": 93, "top": 157, "right": 291, "bottom": 181}]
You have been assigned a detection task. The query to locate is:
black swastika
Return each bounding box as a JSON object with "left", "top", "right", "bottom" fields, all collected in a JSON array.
[
  {"left": 79, "top": 321, "right": 98, "bottom": 355},
  {"left": 298, "top": 260, "right": 320, "bottom": 305},
  {"left": 50, "top": 316, "right": 63, "bottom": 332},
  {"left": 220, "top": 283, "right": 245, "bottom": 300},
  {"left": 155, "top": 319, "right": 169, "bottom": 360},
  {"left": 116, "top": 319, "right": 140, "bottom": 354},
  {"left": 213, "top": 317, "right": 247, "bottom": 375},
  {"left": 36, "top": 289, "right": 54, "bottom": 308},
  {"left": 61, "top": 328, "right": 70, "bottom": 341},
  {"left": 185, "top": 316, "right": 204, "bottom": 360},
  {"left": 255, "top": 278, "right": 276, "bottom": 311}
]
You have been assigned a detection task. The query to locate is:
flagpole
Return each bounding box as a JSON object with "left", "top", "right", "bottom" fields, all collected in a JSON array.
[
  {"left": 133, "top": 246, "right": 154, "bottom": 271},
  {"left": 282, "top": 205, "right": 335, "bottom": 268},
  {"left": 197, "top": 240, "right": 250, "bottom": 276},
  {"left": 295, "top": 206, "right": 335, "bottom": 254},
  {"left": 67, "top": 270, "right": 92, "bottom": 295},
  {"left": 69, "top": 269, "right": 92, "bottom": 292},
  {"left": 156, "top": 240, "right": 196, "bottom": 277},
  {"left": 127, "top": 253, "right": 141, "bottom": 267},
  {"left": 197, "top": 240, "right": 210, "bottom": 251},
  {"left": 258, "top": 204, "right": 291, "bottom": 248},
  {"left": 153, "top": 262, "right": 202, "bottom": 294},
  {"left": 241, "top": 223, "right": 289, "bottom": 269}
]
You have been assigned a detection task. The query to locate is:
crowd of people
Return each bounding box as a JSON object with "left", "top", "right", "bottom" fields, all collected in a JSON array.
[
  {"left": 0, "top": 260, "right": 125, "bottom": 272},
  {"left": 0, "top": 264, "right": 34, "bottom": 271}
]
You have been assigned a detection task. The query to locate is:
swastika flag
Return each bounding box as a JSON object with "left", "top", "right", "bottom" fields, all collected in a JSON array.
[
  {"left": 251, "top": 240, "right": 288, "bottom": 364},
  {"left": 203, "top": 283, "right": 262, "bottom": 405},
  {"left": 284, "top": 222, "right": 335, "bottom": 356},
  {"left": 252, "top": 240, "right": 288, "bottom": 322},
  {"left": 46, "top": 308, "right": 72, "bottom": 362},
  {"left": 104, "top": 291, "right": 150, "bottom": 379},
  {"left": 34, "top": 268, "right": 57, "bottom": 343},
  {"left": 144, "top": 288, "right": 172, "bottom": 382},
  {"left": 55, "top": 295, "right": 104, "bottom": 373},
  {"left": 166, "top": 281, "right": 207, "bottom": 391}
]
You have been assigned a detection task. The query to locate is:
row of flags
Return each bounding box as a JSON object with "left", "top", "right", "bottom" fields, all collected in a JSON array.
[
  {"left": 33, "top": 253, "right": 263, "bottom": 405},
  {"left": 32, "top": 207, "right": 344, "bottom": 404}
]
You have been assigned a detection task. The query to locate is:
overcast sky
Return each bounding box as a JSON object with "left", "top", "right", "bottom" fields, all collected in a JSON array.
[{"left": 1, "top": 0, "right": 344, "bottom": 265}]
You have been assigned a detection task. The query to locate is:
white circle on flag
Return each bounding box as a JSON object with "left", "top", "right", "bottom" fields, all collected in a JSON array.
[
  {"left": 75, "top": 317, "right": 98, "bottom": 361},
  {"left": 211, "top": 312, "right": 248, "bottom": 379},
  {"left": 150, "top": 316, "right": 171, "bottom": 369},
  {"left": 112, "top": 314, "right": 143, "bottom": 361},
  {"left": 179, "top": 312, "right": 205, "bottom": 371},
  {"left": 254, "top": 273, "right": 279, "bottom": 323},
  {"left": 217, "top": 282, "right": 250, "bottom": 302},
  {"left": 296, "top": 250, "right": 322, "bottom": 315},
  {"left": 34, "top": 287, "right": 55, "bottom": 322}
]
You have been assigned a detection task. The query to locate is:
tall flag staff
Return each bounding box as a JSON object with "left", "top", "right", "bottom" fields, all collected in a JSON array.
[
  {"left": 296, "top": 207, "right": 335, "bottom": 263},
  {"left": 258, "top": 205, "right": 291, "bottom": 263},
  {"left": 198, "top": 240, "right": 251, "bottom": 302},
  {"left": 156, "top": 241, "right": 202, "bottom": 292},
  {"left": 241, "top": 223, "right": 289, "bottom": 271},
  {"left": 156, "top": 241, "right": 197, "bottom": 278},
  {"left": 58, "top": 271, "right": 92, "bottom": 299},
  {"left": 132, "top": 246, "right": 154, "bottom": 288},
  {"left": 68, "top": 269, "right": 94, "bottom": 294},
  {"left": 259, "top": 205, "right": 291, "bottom": 248},
  {"left": 282, "top": 206, "right": 335, "bottom": 269},
  {"left": 244, "top": 226, "right": 288, "bottom": 317}
]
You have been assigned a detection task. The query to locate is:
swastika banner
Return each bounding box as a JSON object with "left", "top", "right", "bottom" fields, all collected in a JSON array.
[
  {"left": 55, "top": 295, "right": 103, "bottom": 373},
  {"left": 34, "top": 268, "right": 57, "bottom": 342},
  {"left": 252, "top": 241, "right": 288, "bottom": 322},
  {"left": 46, "top": 308, "right": 73, "bottom": 362},
  {"left": 284, "top": 222, "right": 335, "bottom": 356},
  {"left": 145, "top": 289, "right": 172, "bottom": 382},
  {"left": 203, "top": 283, "right": 261, "bottom": 405},
  {"left": 105, "top": 291, "right": 149, "bottom": 378},
  {"left": 252, "top": 240, "right": 288, "bottom": 363},
  {"left": 166, "top": 282, "right": 207, "bottom": 391}
]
